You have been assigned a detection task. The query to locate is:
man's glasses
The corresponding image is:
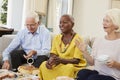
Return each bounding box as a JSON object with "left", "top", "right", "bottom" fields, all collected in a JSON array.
[{"left": 25, "top": 23, "right": 37, "bottom": 27}]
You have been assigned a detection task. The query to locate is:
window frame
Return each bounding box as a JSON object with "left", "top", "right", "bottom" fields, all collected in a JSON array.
[{"left": 0, "top": 0, "right": 8, "bottom": 25}]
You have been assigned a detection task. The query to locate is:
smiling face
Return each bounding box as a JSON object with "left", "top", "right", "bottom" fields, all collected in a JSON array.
[
  {"left": 25, "top": 17, "right": 39, "bottom": 33},
  {"left": 102, "top": 15, "right": 117, "bottom": 33},
  {"left": 59, "top": 15, "right": 74, "bottom": 34}
]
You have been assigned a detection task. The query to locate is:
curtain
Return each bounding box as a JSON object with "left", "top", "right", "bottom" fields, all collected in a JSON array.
[
  {"left": 22, "top": 0, "right": 48, "bottom": 29},
  {"left": 47, "top": 0, "right": 73, "bottom": 33}
]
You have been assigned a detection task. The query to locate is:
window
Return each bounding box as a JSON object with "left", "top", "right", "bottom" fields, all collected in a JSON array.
[
  {"left": 0, "top": 0, "right": 8, "bottom": 25},
  {"left": 47, "top": 0, "right": 73, "bottom": 33}
]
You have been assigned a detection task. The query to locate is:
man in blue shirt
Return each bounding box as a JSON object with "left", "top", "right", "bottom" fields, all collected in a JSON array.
[{"left": 2, "top": 12, "right": 51, "bottom": 70}]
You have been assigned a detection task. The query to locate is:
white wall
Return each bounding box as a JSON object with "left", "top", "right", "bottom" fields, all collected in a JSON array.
[{"left": 73, "top": 0, "right": 111, "bottom": 37}]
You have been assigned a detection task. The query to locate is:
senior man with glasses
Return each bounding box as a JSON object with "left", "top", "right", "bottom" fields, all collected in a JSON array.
[{"left": 2, "top": 12, "right": 51, "bottom": 71}]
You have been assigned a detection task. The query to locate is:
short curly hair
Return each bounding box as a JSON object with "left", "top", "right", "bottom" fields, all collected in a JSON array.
[{"left": 61, "top": 14, "right": 74, "bottom": 24}]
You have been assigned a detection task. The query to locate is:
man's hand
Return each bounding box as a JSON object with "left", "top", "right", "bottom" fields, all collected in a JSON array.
[
  {"left": 2, "top": 60, "right": 10, "bottom": 70},
  {"left": 24, "top": 50, "right": 37, "bottom": 59}
]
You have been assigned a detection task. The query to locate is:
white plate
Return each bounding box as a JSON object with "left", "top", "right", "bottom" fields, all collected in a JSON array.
[{"left": 0, "top": 69, "right": 8, "bottom": 73}]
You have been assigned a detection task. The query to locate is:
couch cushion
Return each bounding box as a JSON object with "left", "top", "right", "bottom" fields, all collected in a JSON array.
[
  {"left": 0, "top": 35, "right": 16, "bottom": 53},
  {"left": 0, "top": 54, "right": 2, "bottom": 68}
]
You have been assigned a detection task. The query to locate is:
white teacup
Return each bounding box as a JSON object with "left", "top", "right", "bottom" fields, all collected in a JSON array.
[{"left": 96, "top": 55, "right": 109, "bottom": 64}]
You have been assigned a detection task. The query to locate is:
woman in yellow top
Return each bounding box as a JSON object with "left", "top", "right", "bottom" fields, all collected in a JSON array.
[{"left": 39, "top": 14, "right": 86, "bottom": 80}]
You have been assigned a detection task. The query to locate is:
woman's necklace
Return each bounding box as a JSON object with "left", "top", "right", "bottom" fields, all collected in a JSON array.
[
  {"left": 60, "top": 43, "right": 69, "bottom": 53},
  {"left": 60, "top": 32, "right": 75, "bottom": 53}
]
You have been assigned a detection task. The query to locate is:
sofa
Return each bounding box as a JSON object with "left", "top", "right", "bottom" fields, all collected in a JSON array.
[
  {"left": 0, "top": 33, "right": 95, "bottom": 69},
  {"left": 0, "top": 32, "right": 55, "bottom": 68},
  {"left": 0, "top": 35, "right": 16, "bottom": 68}
]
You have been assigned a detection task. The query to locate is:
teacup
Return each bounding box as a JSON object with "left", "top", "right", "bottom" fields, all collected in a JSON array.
[
  {"left": 27, "top": 58, "right": 34, "bottom": 66},
  {"left": 96, "top": 55, "right": 109, "bottom": 64}
]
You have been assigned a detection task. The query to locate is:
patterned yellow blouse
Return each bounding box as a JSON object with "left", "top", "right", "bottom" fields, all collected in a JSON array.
[{"left": 39, "top": 34, "right": 86, "bottom": 80}]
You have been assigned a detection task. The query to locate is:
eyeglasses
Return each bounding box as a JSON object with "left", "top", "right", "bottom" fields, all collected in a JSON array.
[{"left": 25, "top": 23, "right": 37, "bottom": 27}]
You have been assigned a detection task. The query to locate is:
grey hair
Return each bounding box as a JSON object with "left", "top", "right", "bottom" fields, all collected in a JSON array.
[
  {"left": 61, "top": 14, "right": 74, "bottom": 24},
  {"left": 26, "top": 12, "right": 39, "bottom": 23},
  {"left": 105, "top": 8, "right": 120, "bottom": 32}
]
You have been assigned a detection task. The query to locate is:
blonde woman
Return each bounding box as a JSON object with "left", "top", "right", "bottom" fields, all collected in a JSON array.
[{"left": 75, "top": 8, "right": 120, "bottom": 80}]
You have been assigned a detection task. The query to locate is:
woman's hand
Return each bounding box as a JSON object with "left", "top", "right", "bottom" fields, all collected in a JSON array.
[
  {"left": 75, "top": 38, "right": 94, "bottom": 65},
  {"left": 75, "top": 38, "right": 87, "bottom": 53},
  {"left": 46, "top": 55, "right": 60, "bottom": 69},
  {"left": 106, "top": 60, "right": 120, "bottom": 70},
  {"left": 53, "top": 56, "right": 61, "bottom": 65},
  {"left": 46, "top": 60, "right": 52, "bottom": 69},
  {"left": 2, "top": 60, "right": 10, "bottom": 70},
  {"left": 24, "top": 50, "right": 37, "bottom": 59}
]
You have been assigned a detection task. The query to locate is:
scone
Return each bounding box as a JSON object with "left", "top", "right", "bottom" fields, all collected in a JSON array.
[
  {"left": 18, "top": 65, "right": 39, "bottom": 75},
  {"left": 32, "top": 69, "right": 40, "bottom": 76}
]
